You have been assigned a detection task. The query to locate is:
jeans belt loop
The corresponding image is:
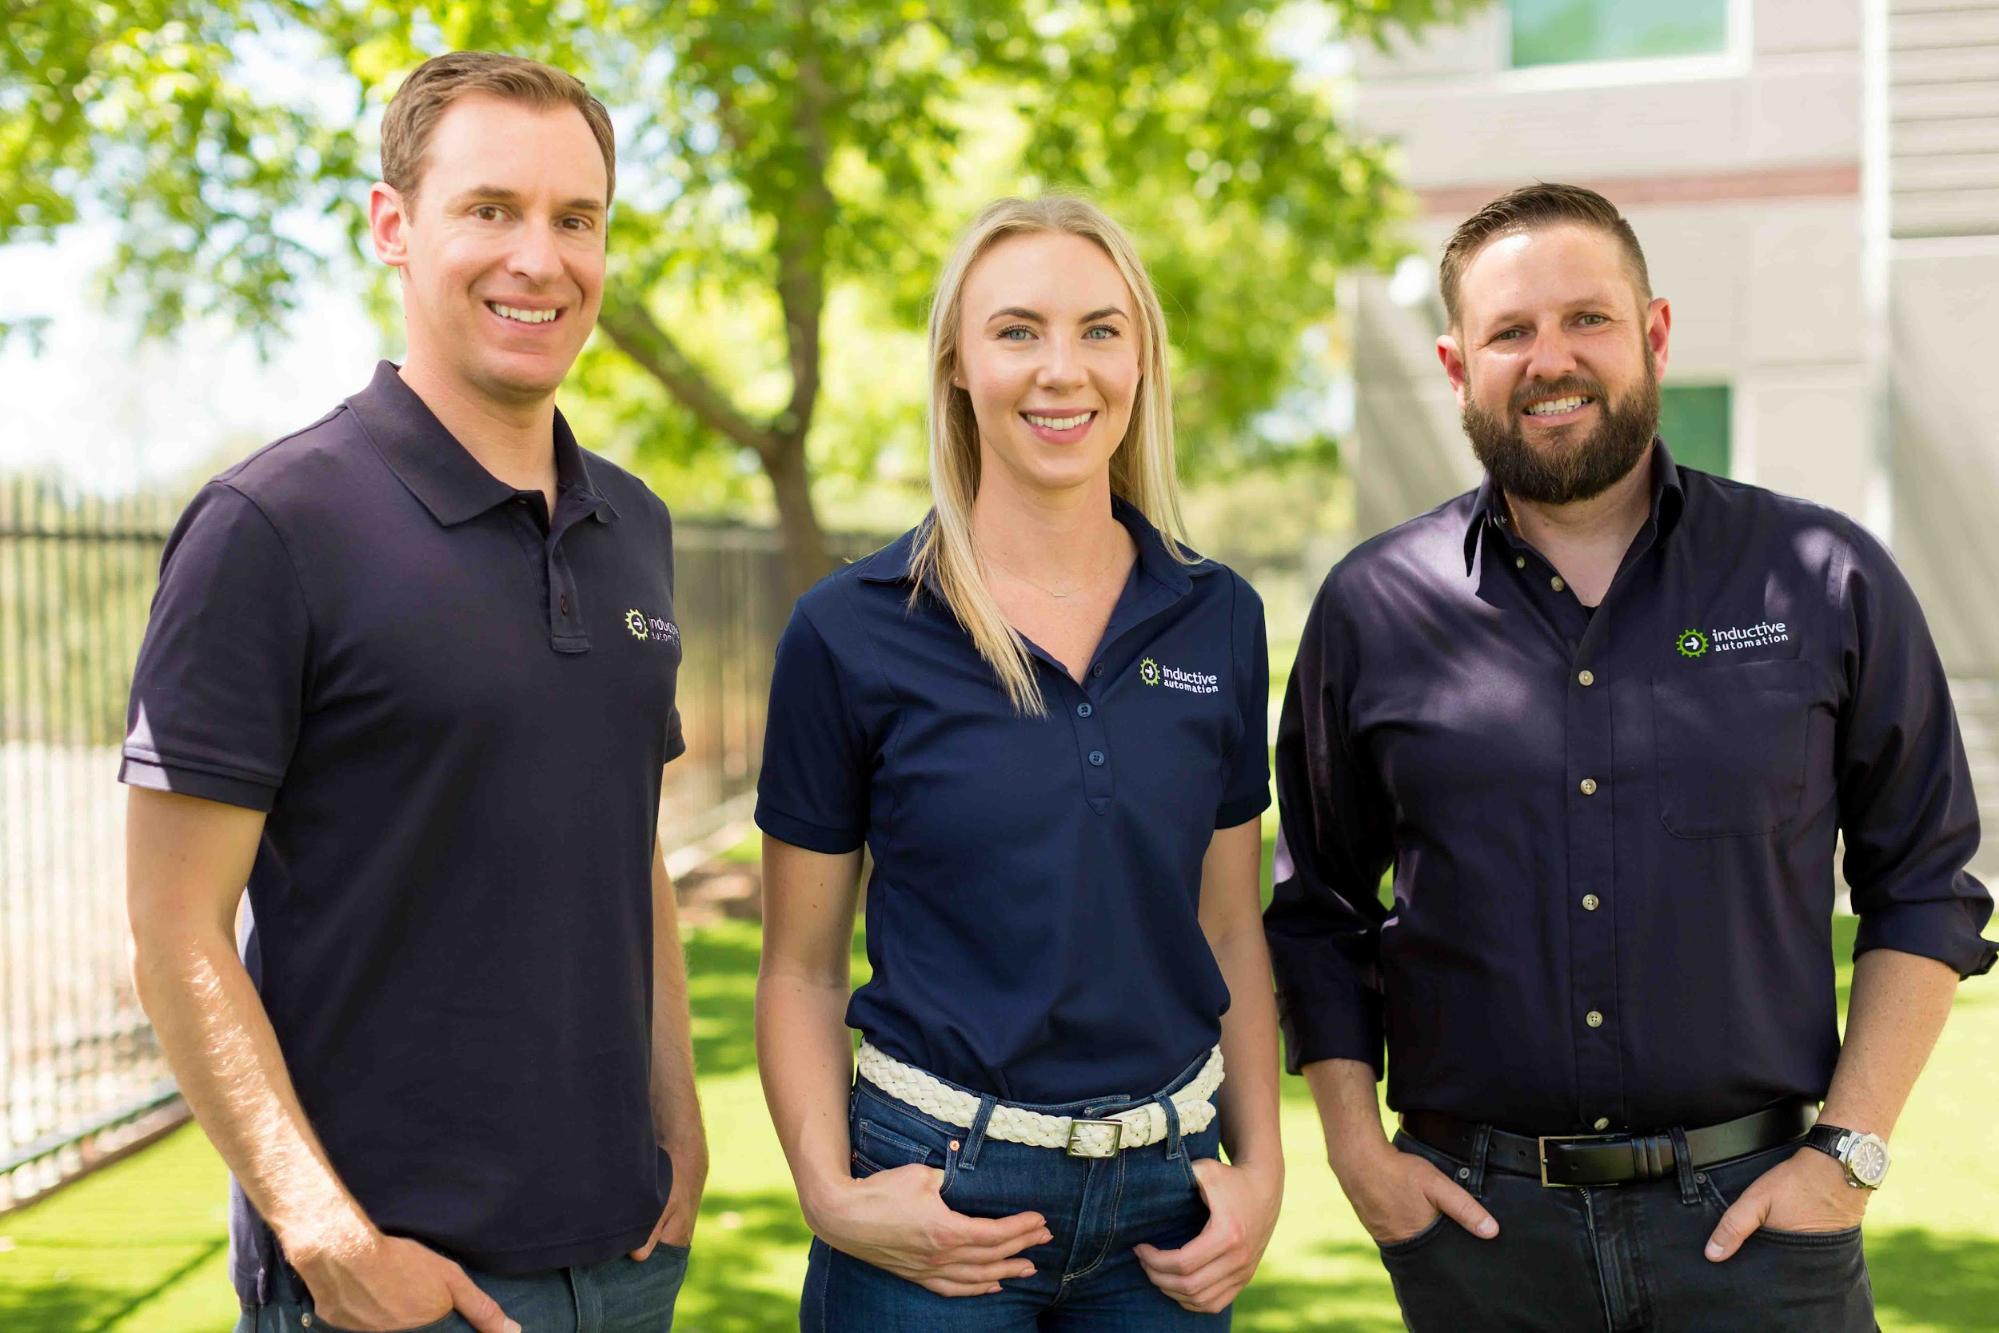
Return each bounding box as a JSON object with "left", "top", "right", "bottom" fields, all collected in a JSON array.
[
  {"left": 959, "top": 1093, "right": 999, "bottom": 1171},
  {"left": 1153, "top": 1090, "right": 1185, "bottom": 1160},
  {"left": 1469, "top": 1122, "right": 1493, "bottom": 1200},
  {"left": 1671, "top": 1126, "right": 1699, "bottom": 1204}
]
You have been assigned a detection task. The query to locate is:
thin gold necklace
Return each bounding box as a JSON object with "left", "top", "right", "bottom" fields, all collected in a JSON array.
[{"left": 982, "top": 538, "right": 1123, "bottom": 600}]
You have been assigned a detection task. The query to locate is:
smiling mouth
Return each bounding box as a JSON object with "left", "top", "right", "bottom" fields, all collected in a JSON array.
[
  {"left": 487, "top": 302, "right": 562, "bottom": 326},
  {"left": 1023, "top": 410, "right": 1096, "bottom": 430},
  {"left": 1522, "top": 394, "right": 1594, "bottom": 417}
]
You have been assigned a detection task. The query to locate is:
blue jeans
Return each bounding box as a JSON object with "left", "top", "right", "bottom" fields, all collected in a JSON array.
[
  {"left": 801, "top": 1050, "right": 1230, "bottom": 1331},
  {"left": 1380, "top": 1130, "right": 1876, "bottom": 1332},
  {"left": 235, "top": 1243, "right": 689, "bottom": 1332}
]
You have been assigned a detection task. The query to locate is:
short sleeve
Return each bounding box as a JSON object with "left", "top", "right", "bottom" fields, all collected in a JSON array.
[
  {"left": 120, "top": 484, "right": 311, "bottom": 811},
  {"left": 754, "top": 600, "right": 870, "bottom": 853},
  {"left": 1216, "top": 574, "right": 1272, "bottom": 828}
]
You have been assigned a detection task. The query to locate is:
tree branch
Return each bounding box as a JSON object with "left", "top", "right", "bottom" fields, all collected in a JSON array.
[{"left": 597, "top": 295, "right": 772, "bottom": 458}]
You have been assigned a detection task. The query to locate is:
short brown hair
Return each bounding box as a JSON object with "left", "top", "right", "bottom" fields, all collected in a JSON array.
[
  {"left": 380, "top": 51, "right": 616, "bottom": 207},
  {"left": 1439, "top": 182, "right": 1650, "bottom": 328}
]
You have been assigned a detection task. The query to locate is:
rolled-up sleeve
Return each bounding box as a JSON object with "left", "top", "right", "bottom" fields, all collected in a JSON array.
[
  {"left": 1264, "top": 572, "right": 1395, "bottom": 1075},
  {"left": 755, "top": 599, "right": 870, "bottom": 854},
  {"left": 120, "top": 484, "right": 310, "bottom": 811},
  {"left": 1834, "top": 516, "right": 1996, "bottom": 978}
]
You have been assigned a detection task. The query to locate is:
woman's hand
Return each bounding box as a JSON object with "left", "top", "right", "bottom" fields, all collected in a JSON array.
[
  {"left": 806, "top": 1163, "right": 1049, "bottom": 1297},
  {"left": 1134, "top": 1156, "right": 1284, "bottom": 1314}
]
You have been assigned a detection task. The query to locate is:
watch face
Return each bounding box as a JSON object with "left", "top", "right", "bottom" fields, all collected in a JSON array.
[{"left": 1847, "top": 1136, "right": 1890, "bottom": 1187}]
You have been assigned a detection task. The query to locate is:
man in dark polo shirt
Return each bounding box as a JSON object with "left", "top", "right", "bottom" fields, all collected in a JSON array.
[
  {"left": 123, "top": 53, "right": 705, "bottom": 1332},
  {"left": 1266, "top": 183, "right": 1995, "bottom": 1330}
]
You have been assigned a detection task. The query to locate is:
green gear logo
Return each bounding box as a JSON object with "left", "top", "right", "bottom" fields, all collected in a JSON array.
[
  {"left": 1139, "top": 657, "right": 1161, "bottom": 686},
  {"left": 625, "top": 609, "right": 649, "bottom": 640},
  {"left": 1675, "top": 627, "right": 1709, "bottom": 659}
]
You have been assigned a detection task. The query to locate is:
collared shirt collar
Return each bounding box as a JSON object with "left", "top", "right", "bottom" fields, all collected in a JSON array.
[
  {"left": 1461, "top": 436, "right": 1686, "bottom": 575},
  {"left": 859, "top": 496, "right": 1207, "bottom": 590},
  {"left": 346, "top": 361, "right": 618, "bottom": 527}
]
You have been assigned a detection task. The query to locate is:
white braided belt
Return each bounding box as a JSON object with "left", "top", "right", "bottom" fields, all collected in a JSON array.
[{"left": 856, "top": 1041, "right": 1224, "bottom": 1159}]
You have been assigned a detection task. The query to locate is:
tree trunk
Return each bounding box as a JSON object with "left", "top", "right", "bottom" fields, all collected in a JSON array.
[{"left": 762, "top": 433, "right": 832, "bottom": 600}]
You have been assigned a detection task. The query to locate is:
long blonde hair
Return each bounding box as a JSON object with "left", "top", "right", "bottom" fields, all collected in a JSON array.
[{"left": 910, "top": 195, "right": 1193, "bottom": 716}]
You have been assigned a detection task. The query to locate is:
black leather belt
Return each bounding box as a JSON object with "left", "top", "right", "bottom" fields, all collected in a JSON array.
[{"left": 1401, "top": 1100, "right": 1817, "bottom": 1188}]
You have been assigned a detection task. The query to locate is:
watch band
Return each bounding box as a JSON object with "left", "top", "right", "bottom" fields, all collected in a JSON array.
[{"left": 1805, "top": 1122, "right": 1889, "bottom": 1188}]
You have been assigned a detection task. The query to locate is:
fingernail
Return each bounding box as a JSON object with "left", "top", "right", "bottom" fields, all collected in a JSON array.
[
  {"left": 987, "top": 1284, "right": 1002, "bottom": 1294},
  {"left": 506, "top": 1322, "right": 523, "bottom": 1333},
  {"left": 1477, "top": 1219, "right": 1498, "bottom": 1238},
  {"left": 1705, "top": 1242, "right": 1725, "bottom": 1260}
]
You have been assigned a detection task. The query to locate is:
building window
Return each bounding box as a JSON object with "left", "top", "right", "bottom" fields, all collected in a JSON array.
[
  {"left": 1508, "top": 0, "right": 1729, "bottom": 68},
  {"left": 1659, "top": 383, "right": 1731, "bottom": 477}
]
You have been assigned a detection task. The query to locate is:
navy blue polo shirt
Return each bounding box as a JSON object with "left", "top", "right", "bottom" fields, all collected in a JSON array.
[
  {"left": 121, "top": 362, "right": 685, "bottom": 1301},
  {"left": 1266, "top": 440, "right": 1996, "bottom": 1135},
  {"left": 756, "top": 500, "right": 1270, "bottom": 1103}
]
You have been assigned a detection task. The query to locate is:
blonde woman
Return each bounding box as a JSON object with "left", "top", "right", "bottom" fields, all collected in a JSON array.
[{"left": 755, "top": 196, "right": 1282, "bottom": 1328}]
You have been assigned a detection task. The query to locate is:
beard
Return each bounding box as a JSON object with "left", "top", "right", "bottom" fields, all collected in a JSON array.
[{"left": 1462, "top": 360, "right": 1660, "bottom": 505}]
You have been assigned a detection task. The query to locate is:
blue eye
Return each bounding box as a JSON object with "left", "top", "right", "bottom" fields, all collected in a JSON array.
[
  {"left": 999, "top": 326, "right": 1034, "bottom": 341},
  {"left": 1084, "top": 325, "right": 1118, "bottom": 340}
]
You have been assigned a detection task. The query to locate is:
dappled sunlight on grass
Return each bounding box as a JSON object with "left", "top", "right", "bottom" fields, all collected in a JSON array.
[{"left": 2, "top": 912, "right": 1994, "bottom": 1330}]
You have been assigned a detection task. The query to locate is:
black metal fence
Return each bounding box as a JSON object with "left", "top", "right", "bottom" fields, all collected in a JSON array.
[{"left": 0, "top": 472, "right": 869, "bottom": 1206}]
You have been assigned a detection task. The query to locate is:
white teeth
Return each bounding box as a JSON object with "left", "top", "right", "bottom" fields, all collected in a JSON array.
[
  {"left": 1524, "top": 395, "right": 1591, "bottom": 416},
  {"left": 1026, "top": 412, "right": 1093, "bottom": 430},
  {"left": 491, "top": 303, "right": 558, "bottom": 325}
]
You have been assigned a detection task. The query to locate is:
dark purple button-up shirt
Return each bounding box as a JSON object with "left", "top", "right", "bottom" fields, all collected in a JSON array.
[{"left": 1266, "top": 440, "right": 1995, "bottom": 1134}]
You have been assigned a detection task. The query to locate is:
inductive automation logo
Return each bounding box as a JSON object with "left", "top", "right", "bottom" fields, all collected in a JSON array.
[
  {"left": 1139, "top": 655, "right": 1219, "bottom": 695},
  {"left": 625, "top": 608, "right": 681, "bottom": 646},
  {"left": 1674, "top": 619, "right": 1790, "bottom": 659}
]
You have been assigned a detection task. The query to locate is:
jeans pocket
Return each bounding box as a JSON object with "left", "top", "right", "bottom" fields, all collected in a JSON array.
[
  {"left": 1376, "top": 1212, "right": 1449, "bottom": 1258},
  {"left": 851, "top": 1110, "right": 949, "bottom": 1178},
  {"left": 1754, "top": 1225, "right": 1864, "bottom": 1248}
]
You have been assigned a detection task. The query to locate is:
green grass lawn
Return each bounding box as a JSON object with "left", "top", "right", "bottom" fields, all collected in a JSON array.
[{"left": 4, "top": 911, "right": 1995, "bottom": 1332}]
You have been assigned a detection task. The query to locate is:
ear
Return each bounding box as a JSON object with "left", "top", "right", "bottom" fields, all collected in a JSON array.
[
  {"left": 369, "top": 182, "right": 412, "bottom": 269},
  {"left": 1437, "top": 332, "right": 1470, "bottom": 409},
  {"left": 1644, "top": 296, "right": 1672, "bottom": 382}
]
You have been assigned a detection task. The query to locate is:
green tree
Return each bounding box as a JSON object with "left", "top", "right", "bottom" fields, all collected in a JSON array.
[{"left": 3, "top": 0, "right": 1480, "bottom": 593}]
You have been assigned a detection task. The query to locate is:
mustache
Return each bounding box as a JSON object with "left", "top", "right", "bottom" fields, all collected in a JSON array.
[{"left": 1509, "top": 376, "right": 1607, "bottom": 414}]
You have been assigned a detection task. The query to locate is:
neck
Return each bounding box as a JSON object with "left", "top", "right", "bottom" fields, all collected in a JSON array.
[
  {"left": 397, "top": 353, "right": 559, "bottom": 494},
  {"left": 1505, "top": 443, "right": 1656, "bottom": 556},
  {"left": 969, "top": 464, "right": 1126, "bottom": 585}
]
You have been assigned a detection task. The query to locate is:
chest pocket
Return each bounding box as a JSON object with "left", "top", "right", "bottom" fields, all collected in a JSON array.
[{"left": 1652, "top": 658, "right": 1811, "bottom": 838}]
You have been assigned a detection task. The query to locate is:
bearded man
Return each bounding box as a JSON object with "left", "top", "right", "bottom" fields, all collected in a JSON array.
[{"left": 1266, "top": 182, "right": 1993, "bottom": 1331}]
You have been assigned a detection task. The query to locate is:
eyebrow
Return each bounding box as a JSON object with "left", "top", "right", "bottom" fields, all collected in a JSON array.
[
  {"left": 983, "top": 305, "right": 1130, "bottom": 324},
  {"left": 452, "top": 186, "right": 606, "bottom": 213}
]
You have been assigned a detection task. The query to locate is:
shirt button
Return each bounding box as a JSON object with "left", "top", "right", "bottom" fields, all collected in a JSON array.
[
  {"left": 1514, "top": 556, "right": 1526, "bottom": 569},
  {"left": 559, "top": 594, "right": 570, "bottom": 614},
  {"left": 1582, "top": 893, "right": 1600, "bottom": 911},
  {"left": 1579, "top": 777, "right": 1598, "bottom": 796},
  {"left": 1091, "top": 663, "right": 1104, "bottom": 677},
  {"left": 1088, "top": 749, "right": 1106, "bottom": 766},
  {"left": 1076, "top": 702, "right": 1093, "bottom": 718},
  {"left": 1585, "top": 1010, "right": 1604, "bottom": 1028},
  {"left": 1577, "top": 669, "right": 1595, "bottom": 687},
  {"left": 1550, "top": 575, "right": 1567, "bottom": 593},
  {"left": 1593, "top": 1117, "right": 1611, "bottom": 1131}
]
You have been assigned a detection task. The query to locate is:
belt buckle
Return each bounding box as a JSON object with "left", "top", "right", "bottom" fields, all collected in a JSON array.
[
  {"left": 1066, "top": 1118, "right": 1125, "bottom": 1159},
  {"left": 1536, "top": 1132, "right": 1617, "bottom": 1188}
]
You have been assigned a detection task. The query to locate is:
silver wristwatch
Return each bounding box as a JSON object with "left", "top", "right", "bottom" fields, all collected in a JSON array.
[{"left": 1805, "top": 1123, "right": 1891, "bottom": 1190}]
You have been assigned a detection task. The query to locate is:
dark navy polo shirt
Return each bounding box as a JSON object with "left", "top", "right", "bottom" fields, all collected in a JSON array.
[
  {"left": 756, "top": 500, "right": 1270, "bottom": 1103},
  {"left": 1266, "top": 440, "right": 1996, "bottom": 1135},
  {"left": 121, "top": 362, "right": 685, "bottom": 1301}
]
